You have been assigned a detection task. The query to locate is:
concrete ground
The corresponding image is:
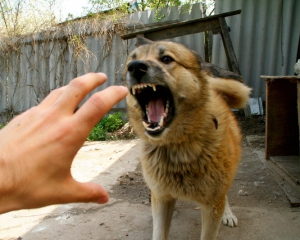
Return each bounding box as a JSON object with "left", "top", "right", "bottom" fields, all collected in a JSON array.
[{"left": 0, "top": 137, "right": 300, "bottom": 240}]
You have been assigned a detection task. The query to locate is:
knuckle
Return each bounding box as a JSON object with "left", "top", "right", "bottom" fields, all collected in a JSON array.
[
  {"left": 50, "top": 87, "right": 64, "bottom": 95},
  {"left": 86, "top": 188, "right": 99, "bottom": 202},
  {"left": 89, "top": 93, "right": 105, "bottom": 110},
  {"left": 51, "top": 121, "right": 74, "bottom": 142},
  {"left": 69, "top": 77, "right": 87, "bottom": 90}
]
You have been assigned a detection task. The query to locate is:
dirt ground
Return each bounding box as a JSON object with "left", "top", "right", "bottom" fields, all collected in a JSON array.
[{"left": 1, "top": 116, "right": 300, "bottom": 240}]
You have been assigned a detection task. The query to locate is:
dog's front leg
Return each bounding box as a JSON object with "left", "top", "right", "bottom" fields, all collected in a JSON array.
[
  {"left": 151, "top": 191, "right": 176, "bottom": 240},
  {"left": 200, "top": 197, "right": 225, "bottom": 240}
]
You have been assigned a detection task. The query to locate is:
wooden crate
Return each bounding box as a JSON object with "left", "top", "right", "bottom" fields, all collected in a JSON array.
[{"left": 261, "top": 75, "right": 300, "bottom": 206}]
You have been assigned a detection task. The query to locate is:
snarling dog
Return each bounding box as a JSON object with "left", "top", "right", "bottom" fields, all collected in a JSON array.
[{"left": 123, "top": 40, "right": 251, "bottom": 240}]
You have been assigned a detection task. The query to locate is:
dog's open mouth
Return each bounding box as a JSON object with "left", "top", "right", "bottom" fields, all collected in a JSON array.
[{"left": 131, "top": 83, "right": 174, "bottom": 135}]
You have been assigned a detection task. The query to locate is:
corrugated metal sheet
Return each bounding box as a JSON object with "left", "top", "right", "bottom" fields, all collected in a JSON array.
[
  {"left": 1, "top": 1, "right": 299, "bottom": 119},
  {"left": 0, "top": 3, "right": 206, "bottom": 117},
  {"left": 0, "top": 53, "right": 7, "bottom": 112},
  {"left": 128, "top": 3, "right": 205, "bottom": 56},
  {"left": 213, "top": 0, "right": 300, "bottom": 99}
]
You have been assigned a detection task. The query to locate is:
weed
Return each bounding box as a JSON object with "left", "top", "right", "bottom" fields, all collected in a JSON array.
[{"left": 87, "top": 112, "right": 125, "bottom": 141}]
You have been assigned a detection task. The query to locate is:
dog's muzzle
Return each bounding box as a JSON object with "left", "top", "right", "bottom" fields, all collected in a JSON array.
[{"left": 126, "top": 60, "right": 175, "bottom": 136}]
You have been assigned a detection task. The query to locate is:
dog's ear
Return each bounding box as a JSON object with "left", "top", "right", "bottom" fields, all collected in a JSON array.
[
  {"left": 201, "top": 62, "right": 243, "bottom": 82},
  {"left": 135, "top": 36, "right": 154, "bottom": 47},
  {"left": 190, "top": 50, "right": 204, "bottom": 64}
]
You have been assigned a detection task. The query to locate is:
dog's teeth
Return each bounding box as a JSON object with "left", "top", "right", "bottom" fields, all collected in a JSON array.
[
  {"left": 142, "top": 121, "right": 150, "bottom": 129},
  {"left": 165, "top": 101, "right": 169, "bottom": 115},
  {"left": 147, "top": 126, "right": 161, "bottom": 132},
  {"left": 159, "top": 117, "right": 164, "bottom": 127},
  {"left": 132, "top": 87, "right": 136, "bottom": 95},
  {"left": 164, "top": 100, "right": 169, "bottom": 116},
  {"left": 145, "top": 105, "right": 150, "bottom": 122},
  {"left": 152, "top": 84, "right": 156, "bottom": 91}
]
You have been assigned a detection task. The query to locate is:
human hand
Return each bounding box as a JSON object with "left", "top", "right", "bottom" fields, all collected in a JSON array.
[{"left": 0, "top": 73, "right": 128, "bottom": 213}]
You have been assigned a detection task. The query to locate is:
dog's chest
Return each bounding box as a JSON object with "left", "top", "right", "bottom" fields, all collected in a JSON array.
[{"left": 140, "top": 146, "right": 215, "bottom": 198}]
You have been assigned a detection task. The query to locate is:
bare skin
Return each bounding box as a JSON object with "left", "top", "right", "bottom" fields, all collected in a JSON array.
[{"left": 0, "top": 72, "right": 128, "bottom": 214}]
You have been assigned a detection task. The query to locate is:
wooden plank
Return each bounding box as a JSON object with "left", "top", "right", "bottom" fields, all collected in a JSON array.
[
  {"left": 143, "top": 19, "right": 220, "bottom": 41},
  {"left": 270, "top": 156, "right": 300, "bottom": 183},
  {"left": 218, "top": 17, "right": 240, "bottom": 74},
  {"left": 261, "top": 75, "right": 300, "bottom": 80},
  {"left": 121, "top": 10, "right": 241, "bottom": 40},
  {"left": 268, "top": 156, "right": 300, "bottom": 207},
  {"left": 265, "top": 78, "right": 299, "bottom": 159}
]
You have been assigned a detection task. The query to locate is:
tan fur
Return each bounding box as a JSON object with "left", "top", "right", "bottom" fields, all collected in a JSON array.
[{"left": 123, "top": 41, "right": 252, "bottom": 240}]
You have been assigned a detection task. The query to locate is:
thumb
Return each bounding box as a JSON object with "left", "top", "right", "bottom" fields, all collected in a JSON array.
[{"left": 65, "top": 180, "right": 109, "bottom": 204}]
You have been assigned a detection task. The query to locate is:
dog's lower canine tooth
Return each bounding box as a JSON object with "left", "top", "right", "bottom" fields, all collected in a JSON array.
[
  {"left": 132, "top": 88, "right": 136, "bottom": 95},
  {"left": 159, "top": 117, "right": 164, "bottom": 127},
  {"left": 143, "top": 121, "right": 150, "bottom": 128}
]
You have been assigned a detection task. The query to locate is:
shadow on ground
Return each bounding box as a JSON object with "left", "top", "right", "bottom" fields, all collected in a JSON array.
[{"left": 0, "top": 117, "right": 300, "bottom": 240}]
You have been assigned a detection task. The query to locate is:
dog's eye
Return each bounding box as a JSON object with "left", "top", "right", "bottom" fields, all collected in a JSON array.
[{"left": 160, "top": 56, "right": 174, "bottom": 64}]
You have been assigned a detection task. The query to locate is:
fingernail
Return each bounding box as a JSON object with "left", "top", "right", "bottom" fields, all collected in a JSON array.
[
  {"left": 97, "top": 72, "right": 107, "bottom": 79},
  {"left": 118, "top": 86, "right": 129, "bottom": 91},
  {"left": 96, "top": 194, "right": 109, "bottom": 204}
]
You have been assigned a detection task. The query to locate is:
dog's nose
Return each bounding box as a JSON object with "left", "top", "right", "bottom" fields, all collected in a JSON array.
[{"left": 127, "top": 60, "right": 148, "bottom": 80}]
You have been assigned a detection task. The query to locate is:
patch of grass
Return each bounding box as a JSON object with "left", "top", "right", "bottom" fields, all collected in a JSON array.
[{"left": 87, "top": 112, "right": 125, "bottom": 141}]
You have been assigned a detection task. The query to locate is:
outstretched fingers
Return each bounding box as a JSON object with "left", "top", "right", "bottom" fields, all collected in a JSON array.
[
  {"left": 74, "top": 85, "right": 128, "bottom": 134},
  {"left": 38, "top": 87, "right": 66, "bottom": 109},
  {"left": 54, "top": 73, "right": 108, "bottom": 113}
]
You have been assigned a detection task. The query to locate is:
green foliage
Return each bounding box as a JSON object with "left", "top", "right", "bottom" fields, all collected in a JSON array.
[
  {"left": 87, "top": 0, "right": 202, "bottom": 21},
  {"left": 87, "top": 112, "right": 125, "bottom": 141},
  {"left": 99, "top": 112, "right": 124, "bottom": 132},
  {"left": 88, "top": 125, "right": 107, "bottom": 141}
]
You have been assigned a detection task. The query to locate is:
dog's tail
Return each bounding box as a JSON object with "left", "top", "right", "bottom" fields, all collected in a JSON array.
[{"left": 207, "top": 75, "right": 252, "bottom": 108}]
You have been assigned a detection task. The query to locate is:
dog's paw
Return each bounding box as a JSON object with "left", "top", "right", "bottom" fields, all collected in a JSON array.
[{"left": 222, "top": 211, "right": 238, "bottom": 227}]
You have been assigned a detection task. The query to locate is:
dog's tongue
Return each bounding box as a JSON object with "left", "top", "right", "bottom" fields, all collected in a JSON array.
[{"left": 148, "top": 99, "right": 164, "bottom": 122}]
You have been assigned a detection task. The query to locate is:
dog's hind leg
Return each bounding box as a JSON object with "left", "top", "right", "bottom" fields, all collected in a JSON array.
[
  {"left": 151, "top": 192, "right": 176, "bottom": 240},
  {"left": 222, "top": 195, "right": 238, "bottom": 227}
]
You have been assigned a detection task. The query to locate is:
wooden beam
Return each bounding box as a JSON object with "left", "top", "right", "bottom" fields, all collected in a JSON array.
[
  {"left": 121, "top": 10, "right": 241, "bottom": 40},
  {"left": 143, "top": 19, "right": 220, "bottom": 41},
  {"left": 218, "top": 17, "right": 240, "bottom": 74}
]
